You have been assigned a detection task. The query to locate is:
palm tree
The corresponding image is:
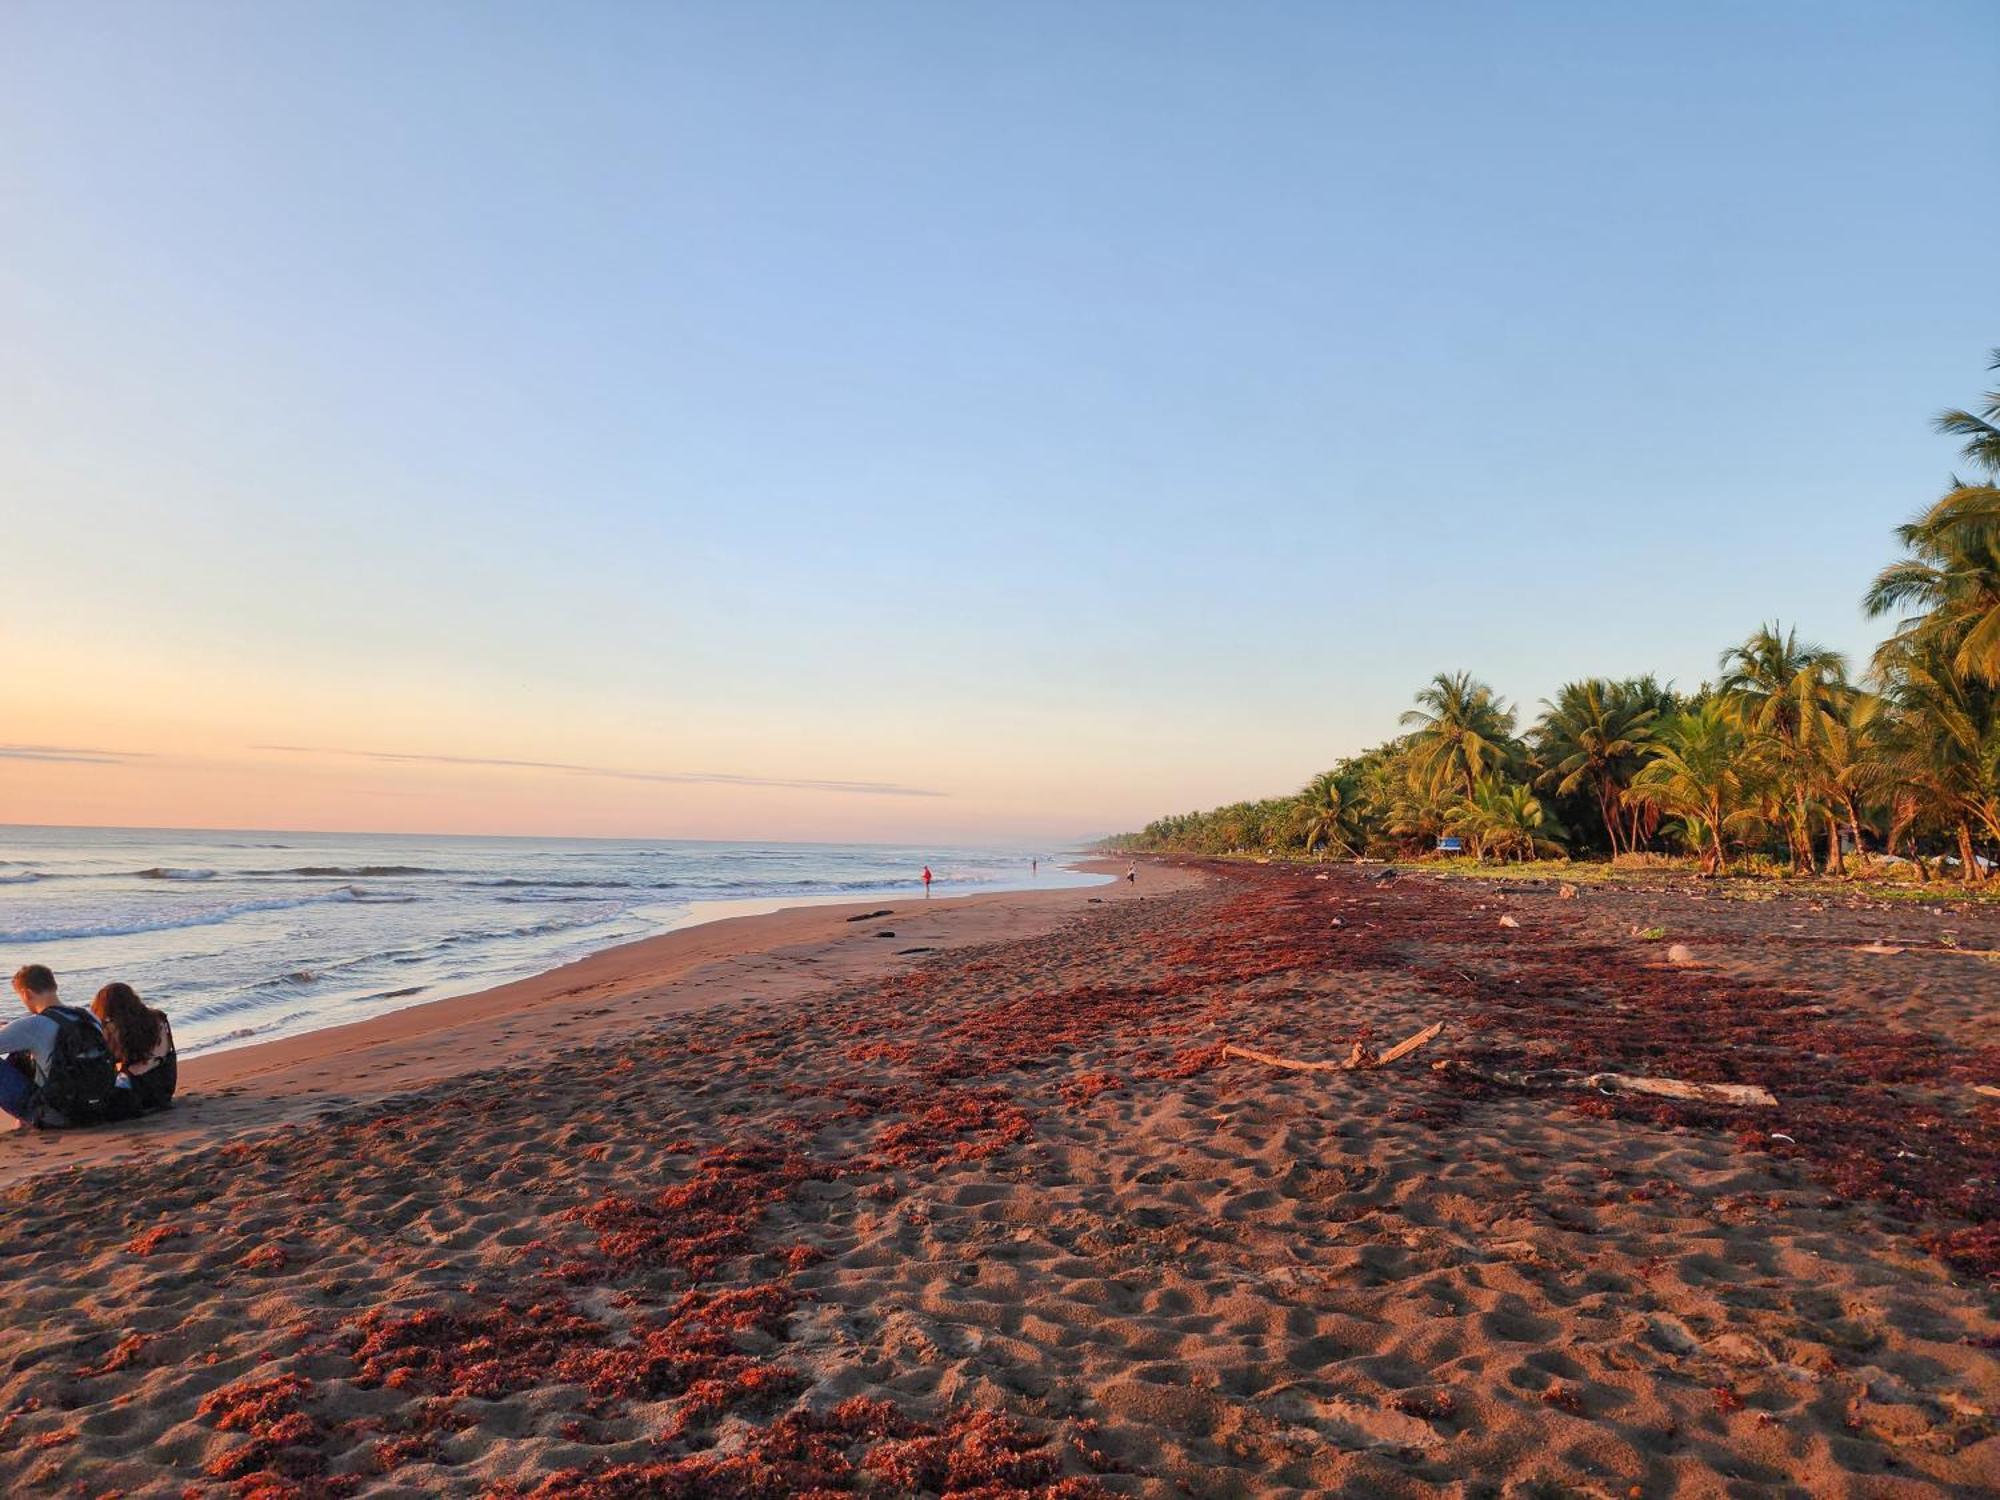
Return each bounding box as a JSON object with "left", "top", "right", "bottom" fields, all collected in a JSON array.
[
  {"left": 1534, "top": 679, "right": 1659, "bottom": 855},
  {"left": 1630, "top": 704, "right": 1760, "bottom": 876},
  {"left": 1874, "top": 634, "right": 2000, "bottom": 880},
  {"left": 1812, "top": 689, "right": 1888, "bottom": 874},
  {"left": 1717, "top": 623, "right": 1849, "bottom": 872},
  {"left": 1399, "top": 672, "right": 1521, "bottom": 802},
  {"left": 1458, "top": 778, "right": 1567, "bottom": 863},
  {"left": 1865, "top": 489, "right": 2000, "bottom": 689},
  {"left": 1293, "top": 770, "right": 1359, "bottom": 858},
  {"left": 1866, "top": 350, "right": 2000, "bottom": 686}
]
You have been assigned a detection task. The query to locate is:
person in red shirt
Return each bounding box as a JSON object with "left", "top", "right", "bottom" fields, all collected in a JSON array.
[{"left": 921, "top": 865, "right": 933, "bottom": 897}]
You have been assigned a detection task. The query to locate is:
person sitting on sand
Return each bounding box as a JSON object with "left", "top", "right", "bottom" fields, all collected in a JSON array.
[
  {"left": 91, "top": 982, "right": 177, "bottom": 1115},
  {"left": 0, "top": 965, "right": 120, "bottom": 1127}
]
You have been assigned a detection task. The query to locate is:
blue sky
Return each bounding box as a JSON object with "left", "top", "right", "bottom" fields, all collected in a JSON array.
[{"left": 2, "top": 2, "right": 1995, "bottom": 840}]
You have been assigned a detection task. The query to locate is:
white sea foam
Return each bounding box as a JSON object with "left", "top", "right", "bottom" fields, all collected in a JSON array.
[{"left": 0, "top": 888, "right": 364, "bottom": 944}]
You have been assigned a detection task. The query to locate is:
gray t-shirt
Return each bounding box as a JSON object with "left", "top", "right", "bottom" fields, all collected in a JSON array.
[{"left": 0, "top": 1007, "right": 102, "bottom": 1087}]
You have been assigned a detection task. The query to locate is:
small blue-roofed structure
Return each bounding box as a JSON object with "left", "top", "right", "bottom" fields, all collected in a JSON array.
[{"left": 1435, "top": 836, "right": 1464, "bottom": 855}]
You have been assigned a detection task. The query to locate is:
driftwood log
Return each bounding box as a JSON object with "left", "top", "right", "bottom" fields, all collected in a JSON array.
[
  {"left": 1583, "top": 1073, "right": 1777, "bottom": 1107},
  {"left": 1433, "top": 1058, "right": 1777, "bottom": 1108},
  {"left": 1222, "top": 1021, "right": 1445, "bottom": 1075}
]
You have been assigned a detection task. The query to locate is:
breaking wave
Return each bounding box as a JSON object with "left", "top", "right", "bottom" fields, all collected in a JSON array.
[{"left": 0, "top": 888, "right": 368, "bottom": 944}]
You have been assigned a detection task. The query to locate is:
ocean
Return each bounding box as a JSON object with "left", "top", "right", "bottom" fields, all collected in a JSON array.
[{"left": 0, "top": 827, "right": 1096, "bottom": 1056}]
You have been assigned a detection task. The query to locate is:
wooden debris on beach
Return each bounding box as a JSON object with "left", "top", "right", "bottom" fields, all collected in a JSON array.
[
  {"left": 1222, "top": 1021, "right": 1445, "bottom": 1075},
  {"left": 1584, "top": 1073, "right": 1777, "bottom": 1108},
  {"left": 1221, "top": 1044, "right": 1345, "bottom": 1074},
  {"left": 1373, "top": 1020, "right": 1446, "bottom": 1067},
  {"left": 1973, "top": 1084, "right": 2000, "bottom": 1102},
  {"left": 1434, "top": 1058, "right": 1777, "bottom": 1107}
]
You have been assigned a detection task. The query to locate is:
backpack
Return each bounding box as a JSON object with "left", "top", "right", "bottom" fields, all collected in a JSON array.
[{"left": 36, "top": 1006, "right": 118, "bottom": 1126}]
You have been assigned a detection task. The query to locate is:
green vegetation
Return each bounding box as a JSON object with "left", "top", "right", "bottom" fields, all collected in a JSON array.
[{"left": 1111, "top": 352, "right": 2000, "bottom": 882}]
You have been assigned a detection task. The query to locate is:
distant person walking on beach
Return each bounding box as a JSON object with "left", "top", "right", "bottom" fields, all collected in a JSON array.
[
  {"left": 1126, "top": 862, "right": 1137, "bottom": 883},
  {"left": 922, "top": 865, "right": 933, "bottom": 898}
]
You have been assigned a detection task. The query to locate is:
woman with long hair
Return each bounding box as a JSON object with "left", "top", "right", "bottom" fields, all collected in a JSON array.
[{"left": 90, "top": 982, "right": 176, "bottom": 1114}]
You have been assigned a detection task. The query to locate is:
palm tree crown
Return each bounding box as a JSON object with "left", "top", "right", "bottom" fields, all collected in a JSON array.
[{"left": 1398, "top": 672, "right": 1520, "bottom": 801}]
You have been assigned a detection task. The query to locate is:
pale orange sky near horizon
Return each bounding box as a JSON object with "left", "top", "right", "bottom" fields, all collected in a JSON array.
[{"left": 4, "top": 625, "right": 1268, "bottom": 842}]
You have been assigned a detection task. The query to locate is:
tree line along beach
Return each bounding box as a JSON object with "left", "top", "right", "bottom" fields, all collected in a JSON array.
[{"left": 1109, "top": 355, "right": 2000, "bottom": 884}]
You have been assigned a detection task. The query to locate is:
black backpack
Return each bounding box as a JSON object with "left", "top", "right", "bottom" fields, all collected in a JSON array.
[{"left": 36, "top": 1006, "right": 118, "bottom": 1126}]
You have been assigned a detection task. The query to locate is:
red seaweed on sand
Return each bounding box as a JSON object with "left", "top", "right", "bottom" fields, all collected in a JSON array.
[
  {"left": 194, "top": 1373, "right": 333, "bottom": 1486},
  {"left": 560, "top": 1143, "right": 831, "bottom": 1280}
]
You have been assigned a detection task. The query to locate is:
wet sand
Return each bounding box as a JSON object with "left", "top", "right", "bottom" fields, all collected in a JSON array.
[{"left": 1, "top": 860, "right": 1995, "bottom": 1497}]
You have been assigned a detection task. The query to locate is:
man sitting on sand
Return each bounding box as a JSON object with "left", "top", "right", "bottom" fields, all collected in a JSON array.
[{"left": 0, "top": 965, "right": 120, "bottom": 1128}]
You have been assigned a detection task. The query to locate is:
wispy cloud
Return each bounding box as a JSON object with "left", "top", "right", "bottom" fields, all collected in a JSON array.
[
  {"left": 255, "top": 746, "right": 946, "bottom": 799},
  {"left": 0, "top": 744, "right": 148, "bottom": 765}
]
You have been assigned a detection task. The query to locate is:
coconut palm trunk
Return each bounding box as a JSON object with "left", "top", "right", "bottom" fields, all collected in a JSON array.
[{"left": 1959, "top": 823, "right": 1985, "bottom": 882}]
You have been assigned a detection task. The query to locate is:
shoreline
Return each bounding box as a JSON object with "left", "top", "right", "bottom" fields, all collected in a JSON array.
[{"left": 0, "top": 859, "right": 1173, "bottom": 1189}]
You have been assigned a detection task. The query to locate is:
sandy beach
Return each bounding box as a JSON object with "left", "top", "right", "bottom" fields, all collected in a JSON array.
[{"left": 2, "top": 859, "right": 1996, "bottom": 1497}]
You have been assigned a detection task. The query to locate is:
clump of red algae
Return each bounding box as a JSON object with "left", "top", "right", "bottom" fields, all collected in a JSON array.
[
  {"left": 914, "top": 984, "right": 1211, "bottom": 1085},
  {"left": 126, "top": 1222, "right": 185, "bottom": 1255},
  {"left": 1923, "top": 1223, "right": 2000, "bottom": 1282},
  {"left": 351, "top": 1284, "right": 803, "bottom": 1433},
  {"left": 559, "top": 1144, "right": 831, "bottom": 1281},
  {"left": 1390, "top": 1389, "right": 1458, "bottom": 1423},
  {"left": 865, "top": 1088, "right": 1032, "bottom": 1169},
  {"left": 1134, "top": 1043, "right": 1227, "bottom": 1081},
  {"left": 193, "top": 1373, "right": 333, "bottom": 1485},
  {"left": 351, "top": 1298, "right": 612, "bottom": 1399},
  {"left": 75, "top": 1333, "right": 153, "bottom": 1378},
  {"left": 241, "top": 1244, "right": 290, "bottom": 1274},
  {"left": 482, "top": 1396, "right": 1111, "bottom": 1500},
  {"left": 844, "top": 1041, "right": 921, "bottom": 1066}
]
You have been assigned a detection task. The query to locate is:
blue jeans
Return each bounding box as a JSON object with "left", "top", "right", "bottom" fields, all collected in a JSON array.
[{"left": 0, "top": 1058, "right": 34, "bottom": 1124}]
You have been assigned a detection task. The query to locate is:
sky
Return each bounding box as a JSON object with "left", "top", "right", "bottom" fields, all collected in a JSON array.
[{"left": 2, "top": 2, "right": 1996, "bottom": 843}]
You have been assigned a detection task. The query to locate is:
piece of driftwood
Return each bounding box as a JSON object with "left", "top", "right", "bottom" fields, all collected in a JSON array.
[
  {"left": 1974, "top": 1084, "right": 2000, "bottom": 1102},
  {"left": 1432, "top": 1060, "right": 1583, "bottom": 1091},
  {"left": 1222, "top": 1021, "right": 1446, "bottom": 1075},
  {"left": 1583, "top": 1073, "right": 1777, "bottom": 1108},
  {"left": 1221, "top": 1044, "right": 1345, "bottom": 1074},
  {"left": 1373, "top": 1020, "right": 1446, "bottom": 1066},
  {"left": 1433, "top": 1058, "right": 1777, "bottom": 1107}
]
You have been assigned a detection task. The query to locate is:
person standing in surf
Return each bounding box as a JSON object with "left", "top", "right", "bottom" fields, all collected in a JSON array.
[{"left": 922, "top": 865, "right": 933, "bottom": 898}]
